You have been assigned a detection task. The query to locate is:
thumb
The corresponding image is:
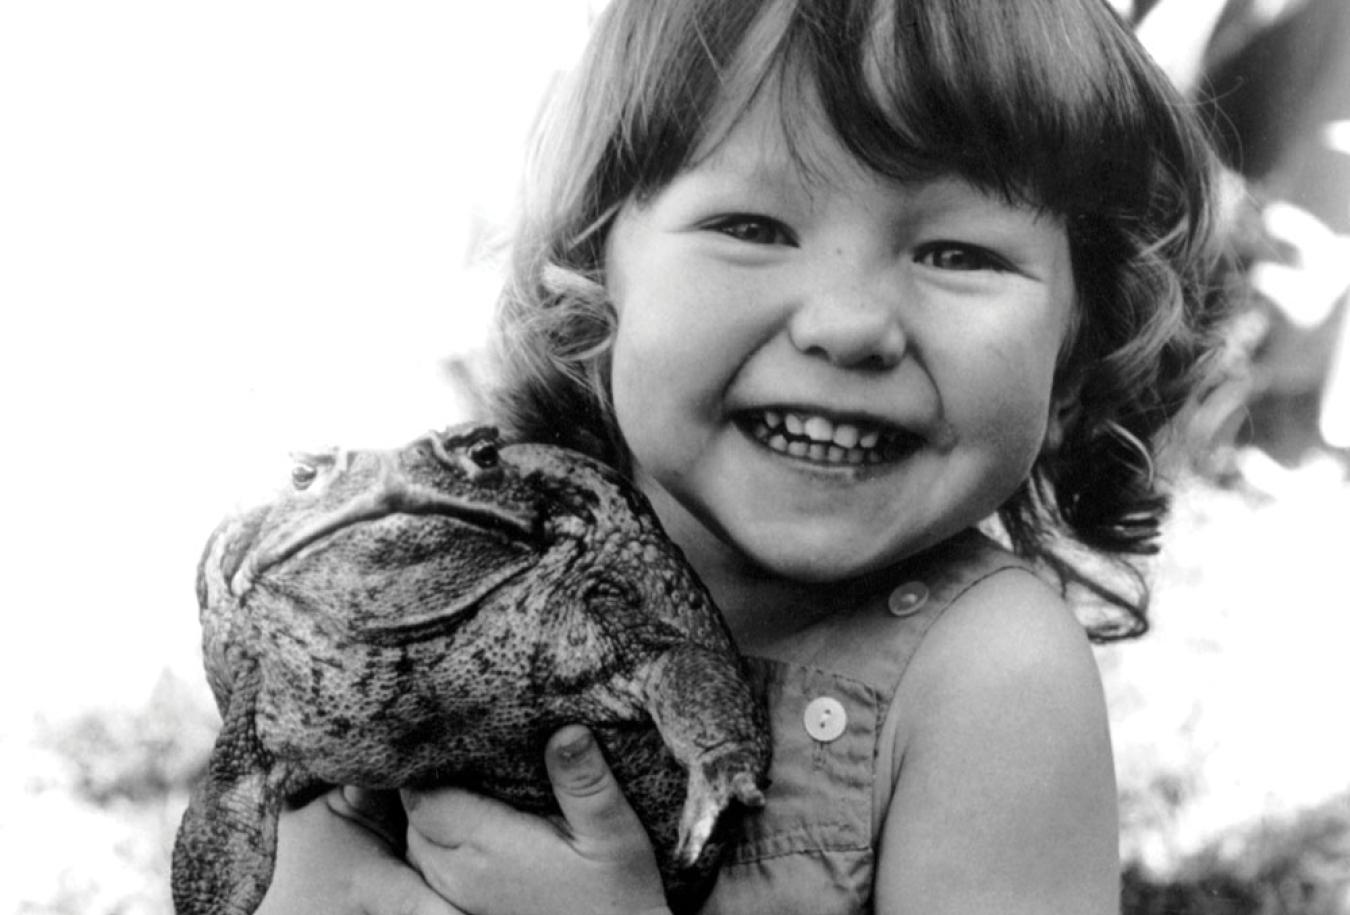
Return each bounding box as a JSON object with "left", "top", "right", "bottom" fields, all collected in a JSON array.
[{"left": 544, "top": 725, "right": 643, "bottom": 841}]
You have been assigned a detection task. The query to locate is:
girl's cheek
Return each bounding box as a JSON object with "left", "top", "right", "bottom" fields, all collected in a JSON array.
[{"left": 974, "top": 345, "right": 1058, "bottom": 448}]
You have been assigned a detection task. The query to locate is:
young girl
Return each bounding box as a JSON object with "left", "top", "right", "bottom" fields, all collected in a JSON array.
[{"left": 256, "top": 0, "right": 1226, "bottom": 912}]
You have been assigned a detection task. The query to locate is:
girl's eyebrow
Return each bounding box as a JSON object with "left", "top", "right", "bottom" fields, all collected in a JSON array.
[
  {"left": 685, "top": 150, "right": 865, "bottom": 211},
  {"left": 688, "top": 146, "right": 802, "bottom": 189},
  {"left": 689, "top": 143, "right": 1048, "bottom": 226},
  {"left": 669, "top": 165, "right": 811, "bottom": 215}
]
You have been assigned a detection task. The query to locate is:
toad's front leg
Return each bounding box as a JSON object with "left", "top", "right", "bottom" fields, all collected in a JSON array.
[
  {"left": 641, "top": 646, "right": 772, "bottom": 866},
  {"left": 171, "top": 666, "right": 298, "bottom": 915}
]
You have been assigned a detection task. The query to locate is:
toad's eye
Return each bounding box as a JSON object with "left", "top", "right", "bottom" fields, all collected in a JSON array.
[
  {"left": 706, "top": 214, "right": 796, "bottom": 246},
  {"left": 291, "top": 463, "right": 318, "bottom": 489},
  {"left": 467, "top": 439, "right": 499, "bottom": 469},
  {"left": 288, "top": 449, "right": 340, "bottom": 488},
  {"left": 915, "top": 242, "right": 1009, "bottom": 272}
]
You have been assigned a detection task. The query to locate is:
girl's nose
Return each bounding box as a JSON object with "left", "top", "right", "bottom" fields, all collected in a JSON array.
[{"left": 787, "top": 275, "right": 908, "bottom": 370}]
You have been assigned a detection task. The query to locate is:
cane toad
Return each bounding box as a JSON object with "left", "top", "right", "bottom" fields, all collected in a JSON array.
[{"left": 171, "top": 425, "right": 770, "bottom": 915}]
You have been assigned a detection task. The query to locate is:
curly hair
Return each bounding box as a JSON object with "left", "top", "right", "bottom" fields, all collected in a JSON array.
[{"left": 488, "top": 0, "right": 1229, "bottom": 640}]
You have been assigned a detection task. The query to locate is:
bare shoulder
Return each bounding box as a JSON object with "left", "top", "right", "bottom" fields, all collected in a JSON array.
[
  {"left": 876, "top": 567, "right": 1120, "bottom": 915},
  {"left": 892, "top": 565, "right": 1113, "bottom": 784},
  {"left": 903, "top": 565, "right": 1103, "bottom": 714}
]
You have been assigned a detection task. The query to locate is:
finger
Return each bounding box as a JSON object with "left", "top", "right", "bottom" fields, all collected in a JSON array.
[
  {"left": 400, "top": 790, "right": 528, "bottom": 911},
  {"left": 401, "top": 785, "right": 527, "bottom": 847},
  {"left": 545, "top": 725, "right": 645, "bottom": 841},
  {"left": 349, "top": 851, "right": 470, "bottom": 915},
  {"left": 262, "top": 793, "right": 464, "bottom": 915},
  {"left": 328, "top": 787, "right": 407, "bottom": 849}
]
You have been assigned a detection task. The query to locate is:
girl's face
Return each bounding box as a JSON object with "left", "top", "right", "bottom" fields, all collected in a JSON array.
[{"left": 604, "top": 96, "right": 1076, "bottom": 586}]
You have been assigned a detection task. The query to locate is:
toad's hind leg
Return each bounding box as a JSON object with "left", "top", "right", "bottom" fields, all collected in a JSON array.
[
  {"left": 642, "top": 646, "right": 771, "bottom": 866},
  {"left": 171, "top": 666, "right": 297, "bottom": 915}
]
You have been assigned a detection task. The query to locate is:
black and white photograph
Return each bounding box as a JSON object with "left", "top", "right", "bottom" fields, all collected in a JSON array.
[{"left": 3, "top": 1, "right": 1348, "bottom": 913}]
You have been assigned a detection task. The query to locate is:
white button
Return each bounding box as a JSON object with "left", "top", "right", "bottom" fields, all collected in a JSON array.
[
  {"left": 803, "top": 697, "right": 847, "bottom": 742},
  {"left": 887, "top": 581, "right": 929, "bottom": 617}
]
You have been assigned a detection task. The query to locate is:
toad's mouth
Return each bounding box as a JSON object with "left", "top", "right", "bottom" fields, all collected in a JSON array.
[
  {"left": 230, "top": 482, "right": 539, "bottom": 597},
  {"left": 736, "top": 408, "right": 923, "bottom": 467}
]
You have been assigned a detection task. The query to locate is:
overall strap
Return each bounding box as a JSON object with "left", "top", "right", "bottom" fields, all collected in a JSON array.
[
  {"left": 779, "top": 529, "right": 1030, "bottom": 689},
  {"left": 698, "top": 531, "right": 1034, "bottom": 914},
  {"left": 773, "top": 529, "right": 1033, "bottom": 840}
]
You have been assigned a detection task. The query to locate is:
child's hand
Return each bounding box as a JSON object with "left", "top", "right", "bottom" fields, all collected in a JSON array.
[
  {"left": 255, "top": 787, "right": 463, "bottom": 915},
  {"left": 401, "top": 725, "right": 673, "bottom": 915}
]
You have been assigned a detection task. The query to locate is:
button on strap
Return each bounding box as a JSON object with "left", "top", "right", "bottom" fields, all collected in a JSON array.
[
  {"left": 803, "top": 696, "right": 847, "bottom": 742},
  {"left": 887, "top": 581, "right": 929, "bottom": 617}
]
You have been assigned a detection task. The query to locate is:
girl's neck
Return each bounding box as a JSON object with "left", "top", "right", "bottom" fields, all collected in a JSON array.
[{"left": 648, "top": 490, "right": 905, "bottom": 655}]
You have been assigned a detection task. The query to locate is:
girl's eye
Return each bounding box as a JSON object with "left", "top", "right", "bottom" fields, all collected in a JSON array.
[
  {"left": 706, "top": 214, "right": 796, "bottom": 246},
  {"left": 915, "top": 242, "right": 1009, "bottom": 272}
]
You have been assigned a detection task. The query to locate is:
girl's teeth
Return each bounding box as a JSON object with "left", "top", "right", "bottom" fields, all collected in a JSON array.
[
  {"left": 749, "top": 409, "right": 904, "bottom": 466},
  {"left": 803, "top": 416, "right": 833, "bottom": 442}
]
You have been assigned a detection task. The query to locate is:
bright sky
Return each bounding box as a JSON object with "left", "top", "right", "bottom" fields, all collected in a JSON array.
[{"left": 0, "top": 1, "right": 602, "bottom": 717}]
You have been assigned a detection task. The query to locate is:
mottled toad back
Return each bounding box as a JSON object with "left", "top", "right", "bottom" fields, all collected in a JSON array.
[{"left": 171, "top": 425, "right": 770, "bottom": 915}]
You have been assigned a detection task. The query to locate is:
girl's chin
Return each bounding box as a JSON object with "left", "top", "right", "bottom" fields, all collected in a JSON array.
[{"left": 727, "top": 530, "right": 909, "bottom": 585}]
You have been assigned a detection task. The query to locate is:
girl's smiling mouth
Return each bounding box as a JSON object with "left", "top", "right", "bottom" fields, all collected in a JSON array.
[{"left": 736, "top": 408, "right": 925, "bottom": 466}]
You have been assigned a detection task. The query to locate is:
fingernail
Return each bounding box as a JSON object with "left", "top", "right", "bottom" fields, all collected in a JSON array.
[
  {"left": 556, "top": 729, "right": 594, "bottom": 764},
  {"left": 343, "top": 786, "right": 383, "bottom": 816}
]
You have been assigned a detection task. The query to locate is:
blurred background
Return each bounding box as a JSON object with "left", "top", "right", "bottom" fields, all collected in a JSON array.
[{"left": 1, "top": 1, "right": 1346, "bottom": 912}]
